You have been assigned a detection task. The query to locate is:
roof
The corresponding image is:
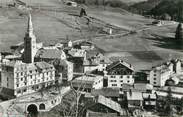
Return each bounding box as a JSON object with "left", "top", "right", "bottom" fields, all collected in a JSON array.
[
  {"left": 68, "top": 49, "right": 86, "bottom": 57},
  {"left": 134, "top": 83, "right": 153, "bottom": 91},
  {"left": 152, "top": 61, "right": 173, "bottom": 73},
  {"left": 142, "top": 93, "right": 156, "bottom": 99},
  {"left": 60, "top": 59, "right": 73, "bottom": 66},
  {"left": 96, "top": 95, "right": 126, "bottom": 115},
  {"left": 35, "top": 61, "right": 54, "bottom": 70},
  {"left": 72, "top": 75, "right": 103, "bottom": 84},
  {"left": 127, "top": 92, "right": 143, "bottom": 101},
  {"left": 35, "top": 48, "right": 64, "bottom": 59},
  {"left": 80, "top": 41, "right": 93, "bottom": 46},
  {"left": 91, "top": 88, "right": 120, "bottom": 97},
  {"left": 86, "top": 110, "right": 119, "bottom": 117},
  {"left": 72, "top": 75, "right": 103, "bottom": 89},
  {"left": 2, "top": 61, "right": 54, "bottom": 71},
  {"left": 107, "top": 60, "right": 134, "bottom": 71},
  {"left": 0, "top": 87, "right": 15, "bottom": 99}
]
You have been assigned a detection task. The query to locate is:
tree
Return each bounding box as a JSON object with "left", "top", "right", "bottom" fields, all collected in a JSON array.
[
  {"left": 164, "top": 87, "right": 173, "bottom": 116},
  {"left": 175, "top": 23, "right": 183, "bottom": 41},
  {"left": 177, "top": 0, "right": 183, "bottom": 22}
]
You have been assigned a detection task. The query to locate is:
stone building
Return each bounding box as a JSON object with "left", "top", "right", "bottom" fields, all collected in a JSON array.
[
  {"left": 1, "top": 61, "right": 55, "bottom": 97},
  {"left": 149, "top": 60, "right": 182, "bottom": 87}
]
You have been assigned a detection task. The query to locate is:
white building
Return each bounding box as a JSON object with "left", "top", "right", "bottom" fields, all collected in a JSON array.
[
  {"left": 149, "top": 64, "right": 172, "bottom": 87},
  {"left": 71, "top": 75, "right": 103, "bottom": 92},
  {"left": 104, "top": 60, "right": 135, "bottom": 88},
  {"left": 1, "top": 61, "right": 55, "bottom": 97},
  {"left": 149, "top": 60, "right": 182, "bottom": 87}
]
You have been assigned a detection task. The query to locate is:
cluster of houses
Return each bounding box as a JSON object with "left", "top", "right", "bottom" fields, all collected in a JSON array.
[{"left": 0, "top": 13, "right": 183, "bottom": 116}]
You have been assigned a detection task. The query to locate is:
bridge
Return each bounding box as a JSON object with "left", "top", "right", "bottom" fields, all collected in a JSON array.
[{"left": 0, "top": 86, "right": 71, "bottom": 116}]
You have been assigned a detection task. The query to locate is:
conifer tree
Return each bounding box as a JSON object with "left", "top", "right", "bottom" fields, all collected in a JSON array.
[{"left": 175, "top": 23, "right": 183, "bottom": 40}]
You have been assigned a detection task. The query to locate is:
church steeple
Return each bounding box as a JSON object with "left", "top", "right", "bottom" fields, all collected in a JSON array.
[
  {"left": 23, "top": 13, "right": 37, "bottom": 64},
  {"left": 27, "top": 13, "right": 33, "bottom": 35}
]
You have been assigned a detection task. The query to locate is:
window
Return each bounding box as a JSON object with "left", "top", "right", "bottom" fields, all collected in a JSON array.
[
  {"left": 153, "top": 82, "right": 156, "bottom": 84},
  {"left": 154, "top": 74, "right": 156, "bottom": 76},
  {"left": 154, "top": 78, "right": 156, "bottom": 80},
  {"left": 120, "top": 76, "right": 123, "bottom": 78},
  {"left": 127, "top": 80, "right": 130, "bottom": 83},
  {"left": 120, "top": 80, "right": 123, "bottom": 83},
  {"left": 7, "top": 77, "right": 9, "bottom": 81},
  {"left": 112, "top": 84, "right": 117, "bottom": 86},
  {"left": 24, "top": 82, "right": 27, "bottom": 85},
  {"left": 39, "top": 103, "right": 46, "bottom": 110},
  {"left": 127, "top": 75, "right": 130, "bottom": 78},
  {"left": 21, "top": 72, "right": 23, "bottom": 76},
  {"left": 16, "top": 84, "right": 19, "bottom": 87},
  {"left": 17, "top": 90, "right": 21, "bottom": 94},
  {"left": 23, "top": 89, "right": 27, "bottom": 92},
  {"left": 21, "top": 78, "right": 23, "bottom": 81},
  {"left": 110, "top": 80, "right": 116, "bottom": 82}
]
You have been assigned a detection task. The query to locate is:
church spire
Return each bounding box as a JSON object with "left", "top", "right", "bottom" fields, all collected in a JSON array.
[
  {"left": 23, "top": 13, "right": 37, "bottom": 64},
  {"left": 27, "top": 13, "right": 33, "bottom": 35}
]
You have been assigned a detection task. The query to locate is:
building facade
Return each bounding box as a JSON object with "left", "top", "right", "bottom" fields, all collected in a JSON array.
[
  {"left": 104, "top": 60, "right": 134, "bottom": 88},
  {"left": 71, "top": 75, "right": 103, "bottom": 92},
  {"left": 1, "top": 61, "right": 55, "bottom": 97}
]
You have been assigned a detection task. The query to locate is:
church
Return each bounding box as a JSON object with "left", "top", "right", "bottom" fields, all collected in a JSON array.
[{"left": 0, "top": 14, "right": 56, "bottom": 97}]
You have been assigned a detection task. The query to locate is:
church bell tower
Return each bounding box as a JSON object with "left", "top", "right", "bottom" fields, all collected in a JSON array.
[{"left": 23, "top": 14, "right": 37, "bottom": 63}]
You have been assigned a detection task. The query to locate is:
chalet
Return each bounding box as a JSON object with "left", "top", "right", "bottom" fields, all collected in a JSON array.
[{"left": 104, "top": 60, "right": 135, "bottom": 88}]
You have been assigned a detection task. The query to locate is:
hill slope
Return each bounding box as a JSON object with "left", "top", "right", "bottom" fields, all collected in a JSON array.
[{"left": 131, "top": 0, "right": 183, "bottom": 21}]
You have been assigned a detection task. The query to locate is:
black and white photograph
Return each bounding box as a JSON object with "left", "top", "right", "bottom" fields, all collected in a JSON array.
[{"left": 0, "top": 0, "right": 183, "bottom": 117}]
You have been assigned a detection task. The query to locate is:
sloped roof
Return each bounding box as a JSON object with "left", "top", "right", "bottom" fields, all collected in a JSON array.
[
  {"left": 107, "top": 60, "right": 134, "bottom": 71},
  {"left": 96, "top": 95, "right": 125, "bottom": 115},
  {"left": 86, "top": 110, "right": 119, "bottom": 117},
  {"left": 35, "top": 61, "right": 54, "bottom": 70},
  {"left": 127, "top": 92, "right": 143, "bottom": 101},
  {"left": 142, "top": 93, "right": 156, "bottom": 99},
  {"left": 35, "top": 48, "right": 64, "bottom": 59},
  {"left": 72, "top": 75, "right": 103, "bottom": 89},
  {"left": 91, "top": 88, "right": 120, "bottom": 97}
]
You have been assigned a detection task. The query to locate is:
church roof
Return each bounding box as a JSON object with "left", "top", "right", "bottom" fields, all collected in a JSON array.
[{"left": 35, "top": 48, "right": 64, "bottom": 59}]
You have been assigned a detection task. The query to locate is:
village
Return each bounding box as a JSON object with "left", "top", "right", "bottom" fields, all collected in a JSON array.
[{"left": 0, "top": 0, "right": 183, "bottom": 117}]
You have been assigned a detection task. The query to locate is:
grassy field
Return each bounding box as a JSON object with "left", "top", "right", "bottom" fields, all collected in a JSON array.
[{"left": 0, "top": 0, "right": 183, "bottom": 72}]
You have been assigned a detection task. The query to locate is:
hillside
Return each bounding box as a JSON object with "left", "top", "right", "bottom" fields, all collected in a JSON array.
[
  {"left": 131, "top": 0, "right": 183, "bottom": 21},
  {"left": 131, "top": 0, "right": 161, "bottom": 12}
]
